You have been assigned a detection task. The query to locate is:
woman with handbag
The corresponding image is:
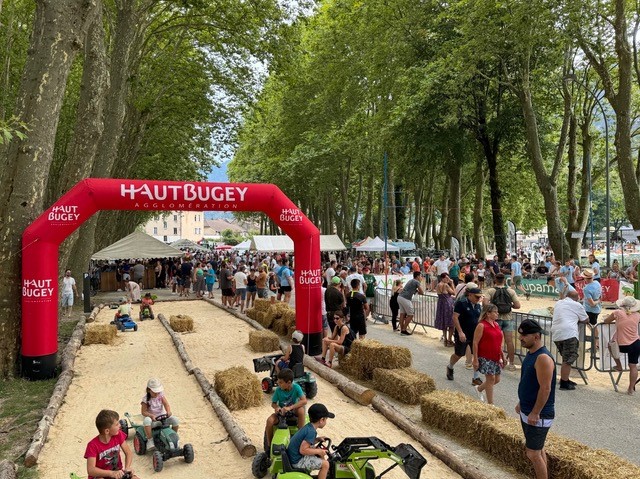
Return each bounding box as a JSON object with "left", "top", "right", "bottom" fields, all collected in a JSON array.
[{"left": 604, "top": 296, "right": 640, "bottom": 395}]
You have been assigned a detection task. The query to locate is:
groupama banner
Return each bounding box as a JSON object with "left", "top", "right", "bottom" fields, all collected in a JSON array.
[{"left": 22, "top": 179, "right": 321, "bottom": 379}]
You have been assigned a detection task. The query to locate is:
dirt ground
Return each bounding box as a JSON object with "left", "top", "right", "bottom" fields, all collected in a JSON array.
[{"left": 36, "top": 301, "right": 460, "bottom": 479}]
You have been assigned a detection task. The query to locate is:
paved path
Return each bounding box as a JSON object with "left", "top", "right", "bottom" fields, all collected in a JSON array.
[{"left": 362, "top": 320, "right": 640, "bottom": 466}]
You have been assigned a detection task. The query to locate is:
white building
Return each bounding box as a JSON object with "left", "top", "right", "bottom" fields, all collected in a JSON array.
[{"left": 143, "top": 212, "right": 205, "bottom": 243}]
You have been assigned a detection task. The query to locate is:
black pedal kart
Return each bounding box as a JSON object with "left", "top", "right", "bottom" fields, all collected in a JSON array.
[{"left": 253, "top": 353, "right": 317, "bottom": 399}]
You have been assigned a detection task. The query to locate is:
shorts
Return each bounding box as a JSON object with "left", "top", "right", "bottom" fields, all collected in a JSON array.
[
  {"left": 322, "top": 314, "right": 329, "bottom": 331},
  {"left": 278, "top": 285, "right": 292, "bottom": 294},
  {"left": 587, "top": 312, "right": 599, "bottom": 325},
  {"left": 497, "top": 319, "right": 515, "bottom": 333},
  {"left": 183, "top": 278, "right": 192, "bottom": 288},
  {"left": 513, "top": 275, "right": 523, "bottom": 287},
  {"left": 222, "top": 288, "right": 234, "bottom": 297},
  {"left": 176, "top": 277, "right": 184, "bottom": 286},
  {"left": 453, "top": 336, "right": 473, "bottom": 357},
  {"left": 397, "top": 296, "right": 414, "bottom": 316},
  {"left": 478, "top": 357, "right": 502, "bottom": 375},
  {"left": 520, "top": 420, "right": 551, "bottom": 450},
  {"left": 247, "top": 285, "right": 257, "bottom": 293},
  {"left": 235, "top": 288, "right": 247, "bottom": 300},
  {"left": 554, "top": 337, "right": 579, "bottom": 365},
  {"left": 143, "top": 416, "right": 180, "bottom": 428},
  {"left": 257, "top": 288, "right": 269, "bottom": 299},
  {"left": 293, "top": 455, "right": 323, "bottom": 471},
  {"left": 61, "top": 292, "right": 74, "bottom": 307},
  {"left": 206, "top": 283, "right": 214, "bottom": 292},
  {"left": 350, "top": 316, "right": 367, "bottom": 336},
  {"left": 619, "top": 339, "right": 640, "bottom": 364}
]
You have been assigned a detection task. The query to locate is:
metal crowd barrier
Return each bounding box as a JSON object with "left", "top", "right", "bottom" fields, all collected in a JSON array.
[
  {"left": 371, "top": 288, "right": 615, "bottom": 388},
  {"left": 591, "top": 322, "right": 640, "bottom": 392}
]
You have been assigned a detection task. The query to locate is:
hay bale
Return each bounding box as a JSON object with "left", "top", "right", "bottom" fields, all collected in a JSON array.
[
  {"left": 420, "top": 390, "right": 506, "bottom": 440},
  {"left": 342, "top": 339, "right": 412, "bottom": 380},
  {"left": 170, "top": 314, "right": 194, "bottom": 332},
  {"left": 214, "top": 366, "right": 262, "bottom": 410},
  {"left": 249, "top": 330, "right": 281, "bottom": 352},
  {"left": 246, "top": 308, "right": 257, "bottom": 320},
  {"left": 265, "top": 302, "right": 290, "bottom": 323},
  {"left": 254, "top": 311, "right": 273, "bottom": 329},
  {"left": 372, "top": 368, "right": 435, "bottom": 404},
  {"left": 254, "top": 298, "right": 271, "bottom": 312},
  {"left": 476, "top": 417, "right": 531, "bottom": 475},
  {"left": 272, "top": 318, "right": 288, "bottom": 336},
  {"left": 84, "top": 324, "right": 117, "bottom": 345}
]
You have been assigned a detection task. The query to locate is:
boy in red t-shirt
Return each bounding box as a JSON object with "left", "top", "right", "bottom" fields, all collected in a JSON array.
[
  {"left": 141, "top": 292, "right": 155, "bottom": 319},
  {"left": 84, "top": 409, "right": 134, "bottom": 479}
]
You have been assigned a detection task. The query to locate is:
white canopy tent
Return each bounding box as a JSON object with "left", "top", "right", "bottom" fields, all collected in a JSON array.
[
  {"left": 251, "top": 235, "right": 346, "bottom": 252},
  {"left": 170, "top": 238, "right": 209, "bottom": 252},
  {"left": 355, "top": 236, "right": 399, "bottom": 252},
  {"left": 92, "top": 231, "right": 183, "bottom": 260},
  {"left": 232, "top": 239, "right": 252, "bottom": 251}
]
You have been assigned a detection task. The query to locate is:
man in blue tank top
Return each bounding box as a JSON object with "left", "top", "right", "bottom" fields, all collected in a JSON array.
[{"left": 515, "top": 319, "right": 556, "bottom": 479}]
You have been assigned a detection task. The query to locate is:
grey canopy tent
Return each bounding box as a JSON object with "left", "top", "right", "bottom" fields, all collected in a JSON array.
[
  {"left": 170, "top": 238, "right": 209, "bottom": 252},
  {"left": 91, "top": 231, "right": 183, "bottom": 260}
]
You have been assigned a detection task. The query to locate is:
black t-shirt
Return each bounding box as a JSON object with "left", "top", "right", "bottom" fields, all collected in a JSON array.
[
  {"left": 536, "top": 265, "right": 549, "bottom": 274},
  {"left": 180, "top": 262, "right": 193, "bottom": 277},
  {"left": 347, "top": 290, "right": 367, "bottom": 320},
  {"left": 453, "top": 297, "right": 481, "bottom": 338},
  {"left": 325, "top": 286, "right": 344, "bottom": 312}
]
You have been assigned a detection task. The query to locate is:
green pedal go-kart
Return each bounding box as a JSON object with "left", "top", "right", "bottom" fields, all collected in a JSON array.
[
  {"left": 254, "top": 433, "right": 426, "bottom": 479},
  {"left": 253, "top": 411, "right": 302, "bottom": 478},
  {"left": 120, "top": 412, "right": 194, "bottom": 472}
]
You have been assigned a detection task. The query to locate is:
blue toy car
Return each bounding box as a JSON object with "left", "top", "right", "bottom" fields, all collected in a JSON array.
[{"left": 111, "top": 314, "right": 138, "bottom": 332}]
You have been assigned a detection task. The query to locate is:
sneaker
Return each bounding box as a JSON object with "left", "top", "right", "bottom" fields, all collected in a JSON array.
[
  {"left": 147, "top": 438, "right": 155, "bottom": 450},
  {"left": 507, "top": 363, "right": 517, "bottom": 372},
  {"left": 559, "top": 380, "right": 576, "bottom": 390},
  {"left": 446, "top": 366, "right": 454, "bottom": 381},
  {"left": 474, "top": 385, "right": 486, "bottom": 403},
  {"left": 401, "top": 330, "right": 412, "bottom": 336},
  {"left": 465, "top": 362, "right": 473, "bottom": 370},
  {"left": 525, "top": 293, "right": 531, "bottom": 300},
  {"left": 567, "top": 379, "right": 577, "bottom": 386},
  {"left": 472, "top": 377, "right": 483, "bottom": 386}
]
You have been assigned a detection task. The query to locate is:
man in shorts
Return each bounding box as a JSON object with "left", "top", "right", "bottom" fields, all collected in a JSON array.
[
  {"left": 346, "top": 279, "right": 368, "bottom": 339},
  {"left": 60, "top": 269, "right": 78, "bottom": 317},
  {"left": 551, "top": 290, "right": 588, "bottom": 390},
  {"left": 510, "top": 255, "right": 530, "bottom": 300},
  {"left": 447, "top": 287, "right": 483, "bottom": 384},
  {"left": 516, "top": 319, "right": 556, "bottom": 479},
  {"left": 397, "top": 271, "right": 425, "bottom": 336},
  {"left": 219, "top": 263, "right": 235, "bottom": 307}
]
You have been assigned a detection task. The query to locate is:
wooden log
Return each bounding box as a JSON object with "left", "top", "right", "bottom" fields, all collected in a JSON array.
[
  {"left": 303, "top": 356, "right": 376, "bottom": 405},
  {"left": 60, "top": 316, "right": 86, "bottom": 372},
  {"left": 158, "top": 314, "right": 194, "bottom": 373},
  {"left": 86, "top": 304, "right": 102, "bottom": 323},
  {"left": 0, "top": 461, "right": 17, "bottom": 479},
  {"left": 24, "top": 370, "right": 74, "bottom": 467},
  {"left": 371, "top": 396, "right": 493, "bottom": 479},
  {"left": 192, "top": 366, "right": 256, "bottom": 457}
]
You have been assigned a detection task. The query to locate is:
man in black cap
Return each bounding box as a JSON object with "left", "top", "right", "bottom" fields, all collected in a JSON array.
[
  {"left": 446, "top": 286, "right": 483, "bottom": 384},
  {"left": 287, "top": 403, "right": 334, "bottom": 479},
  {"left": 515, "top": 319, "right": 556, "bottom": 479}
]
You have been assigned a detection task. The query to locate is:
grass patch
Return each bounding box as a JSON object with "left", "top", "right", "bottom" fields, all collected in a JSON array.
[
  {"left": 1, "top": 316, "right": 81, "bottom": 478},
  {"left": 0, "top": 378, "right": 56, "bottom": 478}
]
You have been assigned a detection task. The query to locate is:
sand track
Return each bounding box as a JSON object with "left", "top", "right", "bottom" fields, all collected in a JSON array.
[{"left": 37, "top": 301, "right": 459, "bottom": 479}]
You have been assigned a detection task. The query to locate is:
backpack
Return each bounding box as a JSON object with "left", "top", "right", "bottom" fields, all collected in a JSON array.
[{"left": 491, "top": 287, "right": 513, "bottom": 314}]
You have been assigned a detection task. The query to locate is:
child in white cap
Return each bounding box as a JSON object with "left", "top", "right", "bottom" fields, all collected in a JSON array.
[
  {"left": 276, "top": 330, "right": 306, "bottom": 373},
  {"left": 141, "top": 378, "right": 180, "bottom": 450}
]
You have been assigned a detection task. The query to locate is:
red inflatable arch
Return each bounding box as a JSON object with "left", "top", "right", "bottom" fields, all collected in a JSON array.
[{"left": 22, "top": 179, "right": 321, "bottom": 379}]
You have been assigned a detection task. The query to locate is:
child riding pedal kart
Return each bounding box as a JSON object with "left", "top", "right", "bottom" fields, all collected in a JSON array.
[
  {"left": 139, "top": 292, "right": 155, "bottom": 320},
  {"left": 111, "top": 298, "right": 138, "bottom": 332},
  {"left": 253, "top": 331, "right": 317, "bottom": 399}
]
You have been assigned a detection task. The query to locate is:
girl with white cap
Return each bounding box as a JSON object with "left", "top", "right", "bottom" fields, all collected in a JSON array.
[{"left": 141, "top": 378, "right": 180, "bottom": 449}]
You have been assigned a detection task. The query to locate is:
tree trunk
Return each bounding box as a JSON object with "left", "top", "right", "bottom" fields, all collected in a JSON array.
[
  {"left": 518, "top": 84, "right": 570, "bottom": 260},
  {"left": 447, "top": 164, "right": 461, "bottom": 251},
  {"left": 56, "top": 3, "right": 107, "bottom": 274},
  {"left": 68, "top": 0, "right": 138, "bottom": 277},
  {"left": 438, "top": 177, "right": 450, "bottom": 249},
  {"left": 363, "top": 172, "right": 374, "bottom": 238},
  {"left": 413, "top": 181, "right": 425, "bottom": 247},
  {"left": 0, "top": 0, "right": 96, "bottom": 378},
  {"left": 387, "top": 167, "right": 396, "bottom": 240},
  {"left": 473, "top": 157, "right": 487, "bottom": 259}
]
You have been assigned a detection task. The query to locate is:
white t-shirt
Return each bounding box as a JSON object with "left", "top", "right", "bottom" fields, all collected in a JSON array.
[
  {"left": 434, "top": 259, "right": 451, "bottom": 276},
  {"left": 234, "top": 271, "right": 248, "bottom": 288},
  {"left": 551, "top": 297, "right": 588, "bottom": 341},
  {"left": 345, "top": 273, "right": 366, "bottom": 295},
  {"left": 62, "top": 276, "right": 76, "bottom": 295},
  {"left": 325, "top": 267, "right": 336, "bottom": 284}
]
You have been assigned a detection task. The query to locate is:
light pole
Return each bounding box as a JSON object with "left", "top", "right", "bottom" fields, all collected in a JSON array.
[{"left": 565, "top": 74, "right": 610, "bottom": 267}]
